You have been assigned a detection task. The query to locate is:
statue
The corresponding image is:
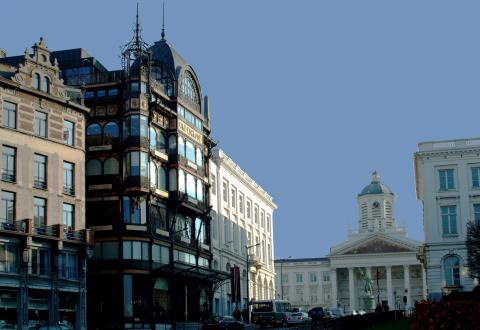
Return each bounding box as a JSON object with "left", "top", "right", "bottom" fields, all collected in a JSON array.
[{"left": 360, "top": 269, "right": 373, "bottom": 295}]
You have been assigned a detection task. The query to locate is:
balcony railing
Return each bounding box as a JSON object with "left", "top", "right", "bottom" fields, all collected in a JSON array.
[
  {"left": 33, "top": 179, "right": 47, "bottom": 190},
  {"left": 62, "top": 185, "right": 75, "bottom": 196},
  {"left": 58, "top": 266, "right": 79, "bottom": 280},
  {"left": 1, "top": 172, "right": 15, "bottom": 182}
]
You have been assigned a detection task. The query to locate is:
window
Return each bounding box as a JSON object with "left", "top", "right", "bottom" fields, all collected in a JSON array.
[
  {"left": 104, "top": 157, "right": 119, "bottom": 175},
  {"left": 149, "top": 162, "right": 158, "bottom": 188},
  {"left": 34, "top": 111, "right": 47, "bottom": 137},
  {"left": 0, "top": 191, "right": 15, "bottom": 223},
  {"left": 222, "top": 181, "right": 228, "bottom": 203},
  {"left": 159, "top": 166, "right": 167, "bottom": 191},
  {"left": 441, "top": 205, "right": 457, "bottom": 235},
  {"left": 96, "top": 90, "right": 106, "bottom": 97},
  {"left": 309, "top": 272, "right": 317, "bottom": 283},
  {"left": 267, "top": 215, "right": 271, "bottom": 232},
  {"left": 261, "top": 210, "right": 265, "bottom": 228},
  {"left": 186, "top": 141, "right": 195, "bottom": 162},
  {"left": 195, "top": 147, "right": 203, "bottom": 167},
  {"left": 0, "top": 244, "right": 18, "bottom": 273},
  {"left": 63, "top": 162, "right": 74, "bottom": 195},
  {"left": 123, "top": 196, "right": 146, "bottom": 224},
  {"left": 282, "top": 274, "right": 288, "bottom": 283},
  {"left": 33, "top": 197, "right": 46, "bottom": 227},
  {"left": 475, "top": 204, "right": 480, "bottom": 225},
  {"left": 254, "top": 205, "right": 259, "bottom": 224},
  {"left": 439, "top": 169, "right": 455, "bottom": 190},
  {"left": 123, "top": 151, "right": 148, "bottom": 177},
  {"left": 239, "top": 194, "right": 244, "bottom": 214},
  {"left": 58, "top": 252, "right": 78, "bottom": 279},
  {"left": 152, "top": 244, "right": 169, "bottom": 264},
  {"left": 63, "top": 203, "right": 74, "bottom": 230},
  {"left": 196, "top": 218, "right": 206, "bottom": 244},
  {"left": 231, "top": 187, "right": 237, "bottom": 209},
  {"left": 246, "top": 200, "right": 252, "bottom": 219},
  {"left": 123, "top": 241, "right": 149, "bottom": 260},
  {"left": 34, "top": 154, "right": 47, "bottom": 188},
  {"left": 30, "top": 248, "right": 50, "bottom": 276},
  {"left": 108, "top": 88, "right": 119, "bottom": 97},
  {"left": 296, "top": 273, "right": 303, "bottom": 283},
  {"left": 85, "top": 91, "right": 94, "bottom": 99},
  {"left": 124, "top": 115, "right": 148, "bottom": 139},
  {"left": 86, "top": 123, "right": 102, "bottom": 146},
  {"left": 2, "top": 101, "right": 16, "bottom": 129},
  {"left": 323, "top": 272, "right": 330, "bottom": 282},
  {"left": 444, "top": 255, "right": 460, "bottom": 286},
  {"left": 103, "top": 122, "right": 119, "bottom": 144},
  {"left": 150, "top": 200, "right": 167, "bottom": 231},
  {"left": 86, "top": 159, "right": 102, "bottom": 176},
  {"left": 33, "top": 73, "right": 40, "bottom": 90},
  {"left": 63, "top": 120, "right": 74, "bottom": 146},
  {"left": 1, "top": 146, "right": 16, "bottom": 182},
  {"left": 180, "top": 72, "right": 199, "bottom": 107},
  {"left": 472, "top": 167, "right": 480, "bottom": 188},
  {"left": 42, "top": 76, "right": 50, "bottom": 93},
  {"left": 211, "top": 174, "right": 216, "bottom": 195}
]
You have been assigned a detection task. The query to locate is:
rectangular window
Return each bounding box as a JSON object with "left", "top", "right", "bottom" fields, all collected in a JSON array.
[
  {"left": 30, "top": 248, "right": 50, "bottom": 276},
  {"left": 239, "top": 194, "right": 244, "bottom": 214},
  {"left": 1, "top": 146, "right": 16, "bottom": 182},
  {"left": 473, "top": 167, "right": 480, "bottom": 188},
  {"left": 261, "top": 210, "right": 265, "bottom": 228},
  {"left": 0, "top": 244, "right": 18, "bottom": 273},
  {"left": 475, "top": 204, "right": 480, "bottom": 225},
  {"left": 33, "top": 197, "right": 46, "bottom": 227},
  {"left": 323, "top": 272, "right": 330, "bottom": 282},
  {"left": 439, "top": 169, "right": 455, "bottom": 190},
  {"left": 231, "top": 187, "right": 237, "bottom": 209},
  {"left": 211, "top": 174, "right": 216, "bottom": 195},
  {"left": 0, "top": 191, "right": 15, "bottom": 223},
  {"left": 246, "top": 200, "right": 252, "bottom": 219},
  {"left": 63, "top": 161, "right": 74, "bottom": 195},
  {"left": 222, "top": 180, "right": 228, "bottom": 203},
  {"left": 309, "top": 272, "right": 317, "bottom": 283},
  {"left": 254, "top": 205, "right": 259, "bottom": 224},
  {"left": 282, "top": 274, "right": 288, "bottom": 283},
  {"left": 34, "top": 154, "right": 47, "bottom": 189},
  {"left": 441, "top": 205, "right": 457, "bottom": 235},
  {"left": 2, "top": 101, "right": 16, "bottom": 129},
  {"left": 63, "top": 203, "right": 74, "bottom": 230},
  {"left": 34, "top": 111, "right": 47, "bottom": 137},
  {"left": 58, "top": 252, "right": 78, "bottom": 279},
  {"left": 63, "top": 120, "right": 74, "bottom": 146},
  {"left": 267, "top": 214, "right": 271, "bottom": 232},
  {"left": 296, "top": 273, "right": 303, "bottom": 283},
  {"left": 122, "top": 197, "right": 146, "bottom": 224}
]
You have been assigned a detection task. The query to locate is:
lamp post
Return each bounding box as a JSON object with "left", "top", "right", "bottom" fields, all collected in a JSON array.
[
  {"left": 375, "top": 268, "right": 381, "bottom": 306},
  {"left": 245, "top": 243, "right": 260, "bottom": 324},
  {"left": 280, "top": 256, "right": 291, "bottom": 300}
]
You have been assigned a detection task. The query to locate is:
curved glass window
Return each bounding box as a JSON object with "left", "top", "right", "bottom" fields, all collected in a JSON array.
[
  {"left": 169, "top": 169, "right": 177, "bottom": 191},
  {"left": 86, "top": 159, "right": 102, "bottom": 176},
  {"left": 178, "top": 170, "right": 186, "bottom": 193},
  {"left": 103, "top": 157, "right": 119, "bottom": 175},
  {"left": 86, "top": 123, "right": 102, "bottom": 146},
  {"left": 149, "top": 127, "right": 157, "bottom": 151},
  {"left": 178, "top": 136, "right": 186, "bottom": 158},
  {"left": 123, "top": 196, "right": 146, "bottom": 224},
  {"left": 186, "top": 174, "right": 196, "bottom": 198},
  {"left": 124, "top": 152, "right": 148, "bottom": 177},
  {"left": 444, "top": 255, "right": 460, "bottom": 286},
  {"left": 186, "top": 141, "right": 195, "bottom": 163},
  {"left": 158, "top": 132, "right": 167, "bottom": 153},
  {"left": 42, "top": 76, "right": 50, "bottom": 93},
  {"left": 33, "top": 73, "right": 40, "bottom": 90},
  {"left": 197, "top": 180, "right": 204, "bottom": 202},
  {"left": 196, "top": 147, "right": 203, "bottom": 167},
  {"left": 140, "top": 116, "right": 148, "bottom": 138},
  {"left": 103, "top": 122, "right": 119, "bottom": 144},
  {"left": 180, "top": 72, "right": 199, "bottom": 109},
  {"left": 149, "top": 162, "right": 158, "bottom": 188},
  {"left": 159, "top": 167, "right": 167, "bottom": 191}
]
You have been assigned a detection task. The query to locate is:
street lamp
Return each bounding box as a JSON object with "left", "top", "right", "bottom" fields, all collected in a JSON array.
[
  {"left": 280, "top": 256, "right": 291, "bottom": 300},
  {"left": 375, "top": 268, "right": 381, "bottom": 306},
  {"left": 245, "top": 243, "right": 260, "bottom": 324}
]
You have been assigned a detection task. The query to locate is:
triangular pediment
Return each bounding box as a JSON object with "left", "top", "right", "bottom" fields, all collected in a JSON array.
[{"left": 329, "top": 233, "right": 420, "bottom": 257}]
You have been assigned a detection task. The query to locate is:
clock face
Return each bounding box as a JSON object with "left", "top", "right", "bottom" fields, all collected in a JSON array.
[{"left": 373, "top": 201, "right": 380, "bottom": 208}]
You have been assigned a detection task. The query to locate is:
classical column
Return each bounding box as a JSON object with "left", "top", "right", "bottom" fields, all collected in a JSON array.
[
  {"left": 348, "top": 267, "right": 355, "bottom": 311},
  {"left": 331, "top": 268, "right": 338, "bottom": 308},
  {"left": 386, "top": 266, "right": 393, "bottom": 309},
  {"left": 403, "top": 265, "right": 411, "bottom": 309},
  {"left": 421, "top": 265, "right": 427, "bottom": 300}
]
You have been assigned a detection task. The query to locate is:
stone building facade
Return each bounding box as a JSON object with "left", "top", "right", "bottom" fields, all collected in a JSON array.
[{"left": 0, "top": 38, "right": 92, "bottom": 329}]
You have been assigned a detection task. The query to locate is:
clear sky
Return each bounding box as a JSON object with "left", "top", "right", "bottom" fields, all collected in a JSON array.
[{"left": 2, "top": 0, "right": 480, "bottom": 258}]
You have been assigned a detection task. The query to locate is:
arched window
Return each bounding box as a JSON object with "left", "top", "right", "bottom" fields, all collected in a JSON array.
[
  {"left": 213, "top": 260, "right": 218, "bottom": 270},
  {"left": 226, "top": 262, "right": 231, "bottom": 272},
  {"left": 169, "top": 169, "right": 177, "bottom": 191},
  {"left": 103, "top": 122, "right": 119, "bottom": 144},
  {"left": 180, "top": 72, "right": 199, "bottom": 110},
  {"left": 33, "top": 73, "right": 40, "bottom": 90},
  {"left": 86, "top": 159, "right": 102, "bottom": 176},
  {"left": 42, "top": 76, "right": 50, "bottom": 93},
  {"left": 86, "top": 123, "right": 102, "bottom": 146},
  {"left": 159, "top": 166, "right": 167, "bottom": 191},
  {"left": 149, "top": 127, "right": 157, "bottom": 151},
  {"left": 444, "top": 255, "right": 461, "bottom": 286},
  {"left": 103, "top": 157, "right": 119, "bottom": 175},
  {"left": 150, "top": 162, "right": 158, "bottom": 188}
]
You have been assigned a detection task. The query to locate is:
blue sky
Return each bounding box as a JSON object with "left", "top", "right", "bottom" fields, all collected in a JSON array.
[{"left": 2, "top": 0, "right": 480, "bottom": 257}]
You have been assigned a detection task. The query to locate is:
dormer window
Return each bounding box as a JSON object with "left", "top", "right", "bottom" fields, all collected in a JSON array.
[
  {"left": 42, "top": 76, "right": 50, "bottom": 93},
  {"left": 33, "top": 73, "right": 40, "bottom": 90}
]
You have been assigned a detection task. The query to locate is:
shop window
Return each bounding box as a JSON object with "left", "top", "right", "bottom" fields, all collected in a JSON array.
[
  {"left": 0, "top": 244, "right": 18, "bottom": 273},
  {"left": 58, "top": 252, "right": 78, "bottom": 280},
  {"left": 30, "top": 248, "right": 50, "bottom": 276}
]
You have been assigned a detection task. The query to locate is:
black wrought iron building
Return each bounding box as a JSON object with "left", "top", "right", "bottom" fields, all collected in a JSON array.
[{"left": 53, "top": 14, "right": 229, "bottom": 329}]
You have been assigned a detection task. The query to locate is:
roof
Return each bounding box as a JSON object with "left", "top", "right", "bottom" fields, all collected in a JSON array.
[
  {"left": 358, "top": 171, "right": 393, "bottom": 196},
  {"left": 275, "top": 257, "right": 329, "bottom": 263},
  {"left": 149, "top": 39, "right": 188, "bottom": 79}
]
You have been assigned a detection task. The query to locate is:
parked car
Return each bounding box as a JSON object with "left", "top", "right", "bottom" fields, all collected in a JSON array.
[
  {"left": 28, "top": 325, "right": 71, "bottom": 330},
  {"left": 325, "top": 308, "right": 343, "bottom": 319},
  {"left": 308, "top": 307, "right": 326, "bottom": 321},
  {"left": 286, "top": 312, "right": 311, "bottom": 326},
  {"left": 202, "top": 316, "right": 245, "bottom": 330}
]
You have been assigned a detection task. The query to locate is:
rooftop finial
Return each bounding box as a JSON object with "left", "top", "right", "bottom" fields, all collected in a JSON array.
[
  {"left": 161, "top": 1, "right": 166, "bottom": 40},
  {"left": 135, "top": 2, "right": 141, "bottom": 44},
  {"left": 372, "top": 170, "right": 380, "bottom": 183}
]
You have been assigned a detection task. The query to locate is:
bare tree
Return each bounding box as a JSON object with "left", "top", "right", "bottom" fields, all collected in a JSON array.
[{"left": 466, "top": 221, "right": 480, "bottom": 281}]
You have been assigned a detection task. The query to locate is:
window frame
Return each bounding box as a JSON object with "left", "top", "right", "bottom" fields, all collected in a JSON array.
[
  {"left": 34, "top": 111, "right": 48, "bottom": 137},
  {"left": 1, "top": 145, "right": 16, "bottom": 182}
]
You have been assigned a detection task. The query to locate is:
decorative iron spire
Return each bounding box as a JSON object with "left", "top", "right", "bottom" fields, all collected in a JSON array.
[{"left": 161, "top": 1, "right": 166, "bottom": 40}]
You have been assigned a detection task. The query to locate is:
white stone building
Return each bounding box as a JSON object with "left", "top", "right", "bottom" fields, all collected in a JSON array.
[
  {"left": 210, "top": 149, "right": 277, "bottom": 316},
  {"left": 414, "top": 138, "right": 479, "bottom": 300},
  {"left": 275, "top": 172, "right": 426, "bottom": 312}
]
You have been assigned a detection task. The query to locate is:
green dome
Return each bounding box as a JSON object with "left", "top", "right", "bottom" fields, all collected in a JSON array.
[{"left": 358, "top": 171, "right": 393, "bottom": 196}]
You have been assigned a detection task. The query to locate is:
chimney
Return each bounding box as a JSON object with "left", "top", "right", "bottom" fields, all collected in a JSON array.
[{"left": 204, "top": 95, "right": 211, "bottom": 126}]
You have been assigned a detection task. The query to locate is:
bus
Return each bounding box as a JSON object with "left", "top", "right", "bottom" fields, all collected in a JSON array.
[{"left": 251, "top": 300, "right": 292, "bottom": 328}]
